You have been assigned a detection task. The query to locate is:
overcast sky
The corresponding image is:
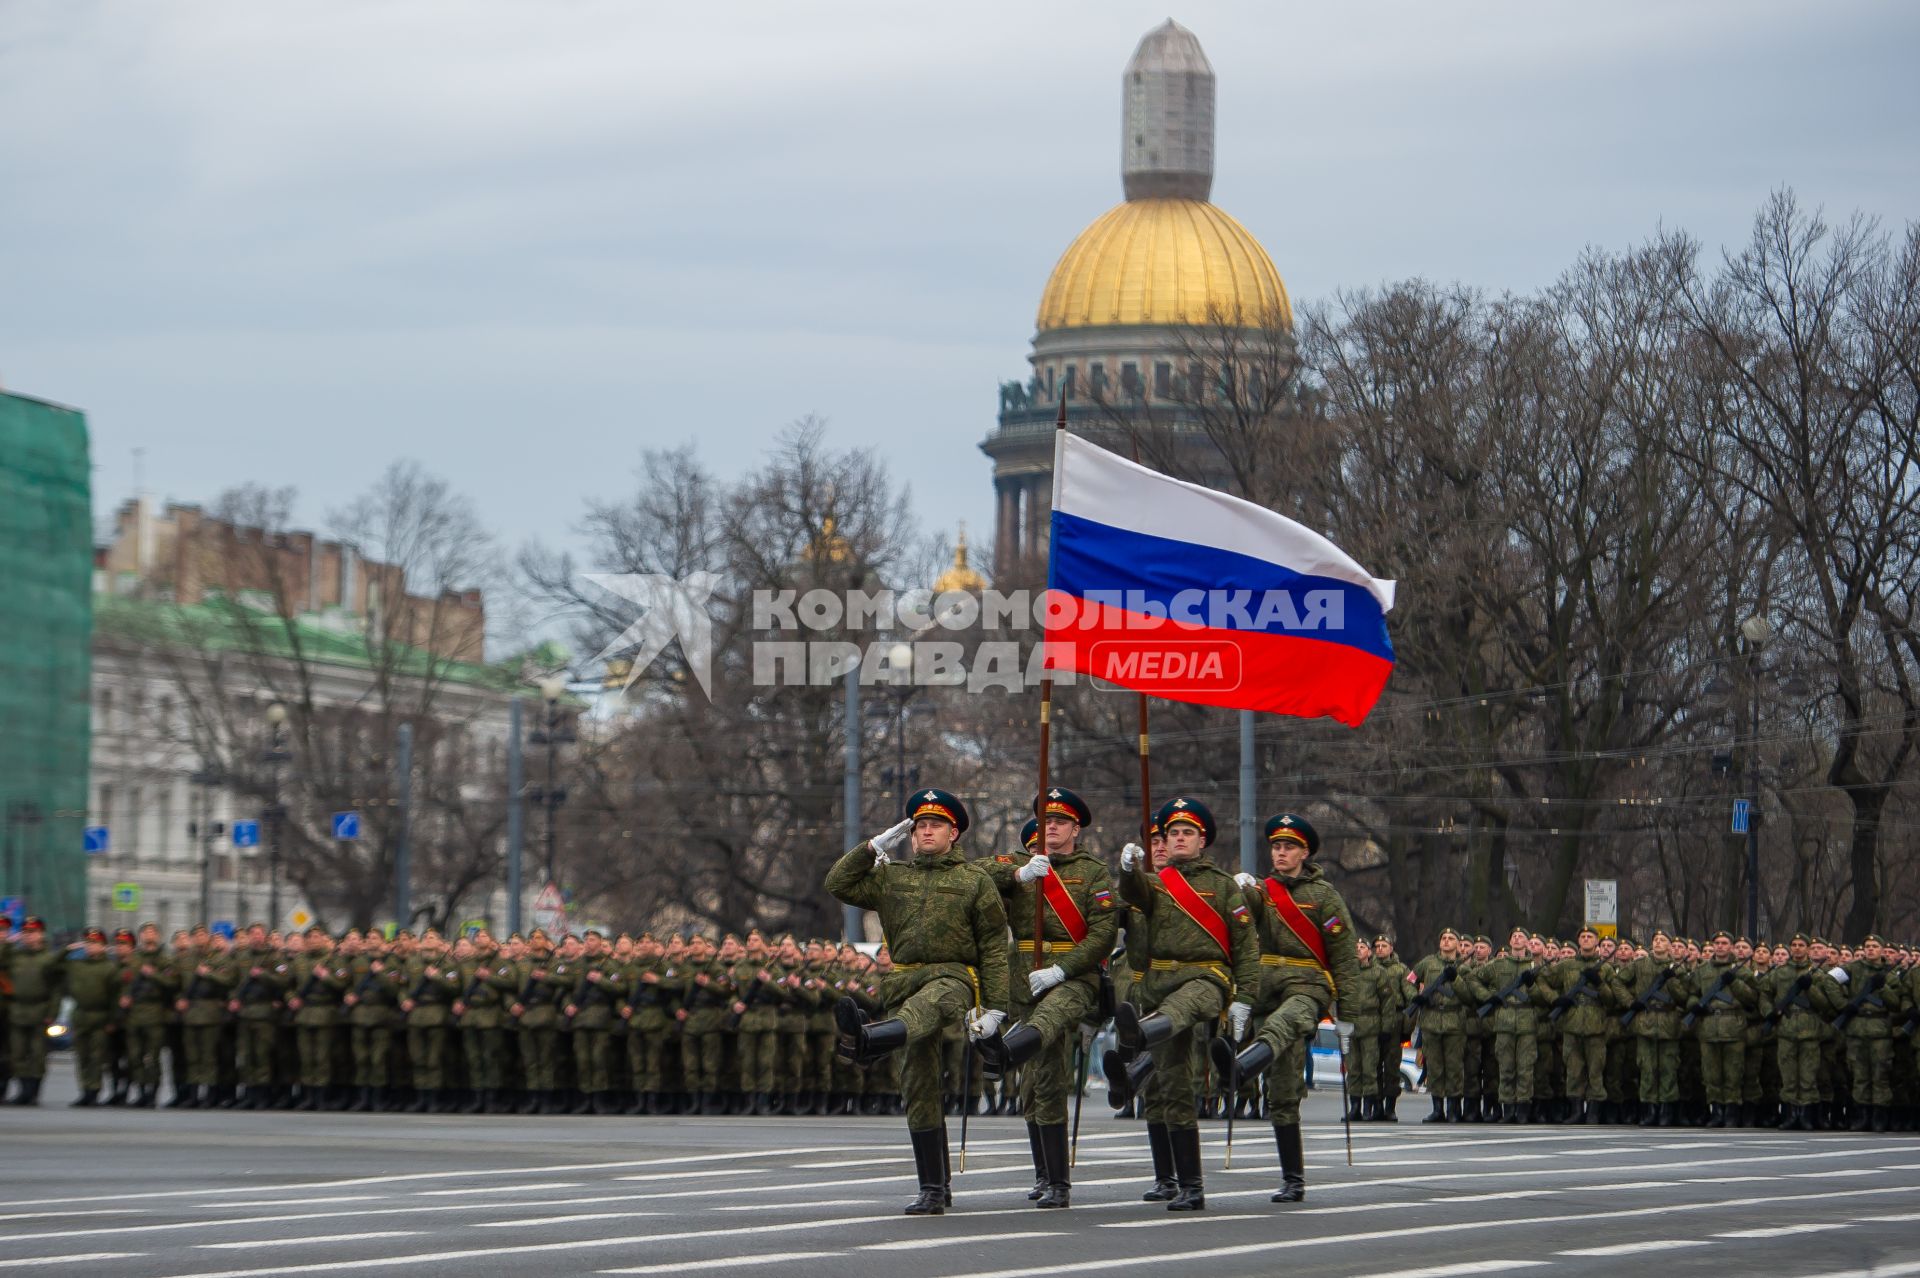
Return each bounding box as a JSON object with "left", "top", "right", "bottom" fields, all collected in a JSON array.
[{"left": 3, "top": 0, "right": 1916, "bottom": 583}]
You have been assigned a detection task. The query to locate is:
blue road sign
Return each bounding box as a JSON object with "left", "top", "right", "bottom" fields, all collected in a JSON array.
[
  {"left": 210, "top": 920, "right": 236, "bottom": 940},
  {"left": 1731, "top": 799, "right": 1751, "bottom": 835},
  {"left": 231, "top": 820, "right": 260, "bottom": 848},
  {"left": 332, "top": 811, "right": 361, "bottom": 841},
  {"left": 0, "top": 896, "right": 21, "bottom": 922},
  {"left": 84, "top": 825, "right": 110, "bottom": 854}
]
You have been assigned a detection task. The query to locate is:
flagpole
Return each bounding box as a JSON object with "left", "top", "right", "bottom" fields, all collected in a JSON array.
[
  {"left": 1034, "top": 393, "right": 1068, "bottom": 973},
  {"left": 1126, "top": 439, "right": 1154, "bottom": 847}
]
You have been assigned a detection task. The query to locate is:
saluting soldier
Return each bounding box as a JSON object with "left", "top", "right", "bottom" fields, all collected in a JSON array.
[
  {"left": 827, "top": 788, "right": 1010, "bottom": 1216},
  {"left": 1215, "top": 813, "right": 1360, "bottom": 1204},
  {"left": 1113, "top": 797, "right": 1259, "bottom": 1212},
  {"left": 977, "top": 786, "right": 1118, "bottom": 1210}
]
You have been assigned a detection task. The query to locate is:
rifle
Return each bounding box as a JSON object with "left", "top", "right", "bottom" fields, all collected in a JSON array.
[
  {"left": 1680, "top": 969, "right": 1737, "bottom": 1031},
  {"left": 1408, "top": 964, "right": 1458, "bottom": 1012},
  {"left": 1899, "top": 1008, "right": 1920, "bottom": 1038},
  {"left": 1546, "top": 967, "right": 1600, "bottom": 1024},
  {"left": 1619, "top": 966, "right": 1677, "bottom": 1028},
  {"left": 1475, "top": 965, "right": 1537, "bottom": 1019},
  {"left": 1831, "top": 972, "right": 1889, "bottom": 1033},
  {"left": 1762, "top": 972, "right": 1816, "bottom": 1029}
]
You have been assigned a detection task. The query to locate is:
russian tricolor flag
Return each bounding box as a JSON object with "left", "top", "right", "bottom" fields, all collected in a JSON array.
[{"left": 1043, "top": 433, "right": 1396, "bottom": 727}]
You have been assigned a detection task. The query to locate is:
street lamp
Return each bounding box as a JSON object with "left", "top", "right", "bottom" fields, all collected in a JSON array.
[
  {"left": 877, "top": 642, "right": 922, "bottom": 822},
  {"left": 188, "top": 767, "right": 224, "bottom": 924},
  {"left": 1736, "top": 616, "right": 1770, "bottom": 940},
  {"left": 527, "top": 675, "right": 575, "bottom": 890},
  {"left": 262, "top": 702, "right": 291, "bottom": 927}
]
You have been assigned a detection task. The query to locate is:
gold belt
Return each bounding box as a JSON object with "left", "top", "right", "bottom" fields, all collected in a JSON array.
[
  {"left": 1148, "top": 958, "right": 1232, "bottom": 986},
  {"left": 888, "top": 962, "right": 981, "bottom": 1008},
  {"left": 1262, "top": 955, "right": 1322, "bottom": 968},
  {"left": 1015, "top": 940, "right": 1069, "bottom": 953}
]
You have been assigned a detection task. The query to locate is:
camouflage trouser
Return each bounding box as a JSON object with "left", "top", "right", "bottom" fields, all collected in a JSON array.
[
  {"left": 73, "top": 1022, "right": 111, "bottom": 1090},
  {"left": 297, "top": 1026, "right": 335, "bottom": 1086},
  {"left": 1348, "top": 1023, "right": 1380, "bottom": 1099},
  {"left": 1777, "top": 1037, "right": 1820, "bottom": 1105},
  {"left": 1493, "top": 1031, "right": 1537, "bottom": 1103},
  {"left": 890, "top": 975, "right": 974, "bottom": 1132},
  {"left": 352, "top": 1025, "right": 394, "bottom": 1088},
  {"left": 1700, "top": 1039, "right": 1745, "bottom": 1103},
  {"left": 1257, "top": 991, "right": 1325, "bottom": 1126},
  {"left": 1422, "top": 1029, "right": 1465, "bottom": 1097},
  {"left": 409, "top": 1026, "right": 448, "bottom": 1089},
  {"left": 1462, "top": 1033, "right": 1487, "bottom": 1101},
  {"left": 575, "top": 1028, "right": 613, "bottom": 1092},
  {"left": 236, "top": 1022, "right": 277, "bottom": 1086},
  {"left": 183, "top": 1025, "right": 224, "bottom": 1086},
  {"left": 628, "top": 1026, "right": 670, "bottom": 1093},
  {"left": 8, "top": 1018, "right": 50, "bottom": 1080},
  {"left": 126, "top": 1023, "right": 166, "bottom": 1088},
  {"left": 1847, "top": 1036, "right": 1894, "bottom": 1107},
  {"left": 738, "top": 1022, "right": 780, "bottom": 1093},
  {"left": 807, "top": 1028, "right": 837, "bottom": 1092},
  {"left": 1140, "top": 975, "right": 1227, "bottom": 1133},
  {"left": 520, "top": 1026, "right": 558, "bottom": 1091},
  {"left": 681, "top": 1009, "right": 726, "bottom": 1093},
  {"left": 1636, "top": 1037, "right": 1680, "bottom": 1103},
  {"left": 1013, "top": 978, "right": 1097, "bottom": 1126},
  {"left": 462, "top": 1027, "right": 503, "bottom": 1090},
  {"left": 1563, "top": 1032, "right": 1608, "bottom": 1101},
  {"left": 1379, "top": 1032, "right": 1402, "bottom": 1099}
]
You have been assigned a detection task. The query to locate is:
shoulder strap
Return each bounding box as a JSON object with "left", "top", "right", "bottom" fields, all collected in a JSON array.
[
  {"left": 1264, "top": 878, "right": 1329, "bottom": 969},
  {"left": 1157, "top": 866, "right": 1230, "bottom": 957}
]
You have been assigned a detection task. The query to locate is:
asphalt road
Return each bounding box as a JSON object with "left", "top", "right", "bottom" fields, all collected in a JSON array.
[{"left": 7, "top": 1059, "right": 1920, "bottom": 1278}]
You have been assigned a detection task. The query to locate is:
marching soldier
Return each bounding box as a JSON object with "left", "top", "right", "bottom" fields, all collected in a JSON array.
[
  {"left": 66, "top": 926, "right": 121, "bottom": 1106},
  {"left": 827, "top": 788, "right": 1010, "bottom": 1216},
  {"left": 1409, "top": 930, "right": 1468, "bottom": 1122},
  {"left": 1113, "top": 796, "right": 1259, "bottom": 1212},
  {"left": 977, "top": 785, "right": 1118, "bottom": 1209},
  {"left": 1215, "top": 813, "right": 1359, "bottom": 1204}
]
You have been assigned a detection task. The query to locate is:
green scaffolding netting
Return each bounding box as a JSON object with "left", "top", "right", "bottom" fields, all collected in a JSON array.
[{"left": 0, "top": 391, "right": 92, "bottom": 930}]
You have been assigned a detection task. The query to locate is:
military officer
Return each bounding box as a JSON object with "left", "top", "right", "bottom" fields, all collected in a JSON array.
[
  {"left": 826, "top": 788, "right": 1010, "bottom": 1216},
  {"left": 1114, "top": 796, "right": 1259, "bottom": 1212},
  {"left": 1215, "top": 813, "right": 1360, "bottom": 1204},
  {"left": 978, "top": 785, "right": 1118, "bottom": 1209}
]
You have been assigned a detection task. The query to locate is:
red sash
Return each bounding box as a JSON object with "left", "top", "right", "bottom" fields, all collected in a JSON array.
[
  {"left": 1265, "top": 878, "right": 1329, "bottom": 970},
  {"left": 1158, "top": 866, "right": 1231, "bottom": 957},
  {"left": 1037, "top": 869, "right": 1088, "bottom": 944}
]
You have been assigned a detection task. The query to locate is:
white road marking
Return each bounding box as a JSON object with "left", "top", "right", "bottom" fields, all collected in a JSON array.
[
  {"left": 1715, "top": 1222, "right": 1853, "bottom": 1239},
  {"left": 857, "top": 1231, "right": 1068, "bottom": 1251},
  {"left": 602, "top": 1252, "right": 838, "bottom": 1274},
  {"left": 1559, "top": 1240, "right": 1716, "bottom": 1256},
  {"left": 0, "top": 1209, "right": 144, "bottom": 1221},
  {"left": 198, "top": 1231, "right": 424, "bottom": 1250},
  {"left": 0, "top": 1255, "right": 144, "bottom": 1269},
  {"left": 1365, "top": 1264, "right": 1551, "bottom": 1278},
  {"left": 713, "top": 1200, "right": 884, "bottom": 1212}
]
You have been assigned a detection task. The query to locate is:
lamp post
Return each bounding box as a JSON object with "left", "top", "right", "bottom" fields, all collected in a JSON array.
[
  {"left": 263, "top": 703, "right": 291, "bottom": 928},
  {"left": 877, "top": 643, "right": 920, "bottom": 821},
  {"left": 1737, "top": 616, "right": 1771, "bottom": 941},
  {"left": 526, "top": 675, "right": 574, "bottom": 890},
  {"left": 188, "top": 767, "right": 222, "bottom": 924}
]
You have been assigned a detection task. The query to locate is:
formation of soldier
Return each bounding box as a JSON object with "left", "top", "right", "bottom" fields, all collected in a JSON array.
[
  {"left": 1395, "top": 925, "right": 1920, "bottom": 1135},
  {"left": 0, "top": 916, "right": 948, "bottom": 1120},
  {"left": 9, "top": 791, "right": 1918, "bottom": 1219}
]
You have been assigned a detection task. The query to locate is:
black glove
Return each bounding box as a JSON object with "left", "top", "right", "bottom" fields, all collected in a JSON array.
[
  {"left": 1794, "top": 974, "right": 1813, "bottom": 992},
  {"left": 1520, "top": 970, "right": 1538, "bottom": 986},
  {"left": 1441, "top": 965, "right": 1457, "bottom": 982}
]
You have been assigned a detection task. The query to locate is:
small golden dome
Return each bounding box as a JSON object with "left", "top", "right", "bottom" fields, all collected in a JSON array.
[
  {"left": 933, "top": 523, "right": 987, "bottom": 594},
  {"left": 1036, "top": 198, "right": 1291, "bottom": 332}
]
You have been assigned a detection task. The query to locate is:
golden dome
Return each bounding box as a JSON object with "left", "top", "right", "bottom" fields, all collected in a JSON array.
[
  {"left": 933, "top": 523, "right": 986, "bottom": 594},
  {"left": 1036, "top": 198, "right": 1291, "bottom": 333}
]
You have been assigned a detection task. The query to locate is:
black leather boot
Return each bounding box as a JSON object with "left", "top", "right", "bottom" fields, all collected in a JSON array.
[
  {"left": 71, "top": 1087, "right": 99, "bottom": 1107},
  {"left": 1212, "top": 1036, "right": 1273, "bottom": 1092},
  {"left": 1167, "top": 1126, "right": 1205, "bottom": 1211},
  {"left": 1025, "top": 1123, "right": 1047, "bottom": 1200},
  {"left": 1036, "top": 1122, "right": 1071, "bottom": 1209},
  {"left": 1271, "top": 1123, "right": 1306, "bottom": 1202},
  {"left": 1142, "top": 1121, "right": 1177, "bottom": 1201},
  {"left": 1106, "top": 1050, "right": 1155, "bottom": 1110},
  {"left": 982, "top": 1022, "right": 1043, "bottom": 1073},
  {"left": 1423, "top": 1095, "right": 1447, "bottom": 1124},
  {"left": 904, "top": 1127, "right": 946, "bottom": 1215},
  {"left": 1115, "top": 1004, "right": 1175, "bottom": 1056}
]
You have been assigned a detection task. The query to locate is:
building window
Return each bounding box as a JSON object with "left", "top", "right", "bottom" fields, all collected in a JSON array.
[
  {"left": 1121, "top": 362, "right": 1141, "bottom": 398},
  {"left": 1063, "top": 365, "right": 1077, "bottom": 399},
  {"left": 1089, "top": 362, "right": 1107, "bottom": 400},
  {"left": 1045, "top": 366, "right": 1056, "bottom": 398},
  {"left": 95, "top": 688, "right": 114, "bottom": 734},
  {"left": 156, "top": 790, "right": 174, "bottom": 862},
  {"left": 1154, "top": 362, "right": 1172, "bottom": 398},
  {"left": 127, "top": 785, "right": 144, "bottom": 858},
  {"left": 96, "top": 784, "right": 114, "bottom": 835}
]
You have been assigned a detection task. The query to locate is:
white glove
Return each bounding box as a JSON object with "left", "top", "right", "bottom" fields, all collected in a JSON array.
[
  {"left": 1828, "top": 966, "right": 1849, "bottom": 984},
  {"left": 1028, "top": 964, "right": 1068, "bottom": 997},
  {"left": 1119, "top": 842, "right": 1145, "bottom": 872},
  {"left": 1227, "top": 1001, "right": 1253, "bottom": 1039},
  {"left": 1015, "top": 853, "right": 1053, "bottom": 884},
  {"left": 870, "top": 818, "right": 912, "bottom": 863},
  {"left": 1234, "top": 871, "right": 1260, "bottom": 892},
  {"left": 967, "top": 1008, "right": 1006, "bottom": 1040}
]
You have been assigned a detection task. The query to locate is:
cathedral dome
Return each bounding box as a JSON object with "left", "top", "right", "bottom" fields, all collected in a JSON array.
[{"left": 1035, "top": 197, "right": 1292, "bottom": 333}]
